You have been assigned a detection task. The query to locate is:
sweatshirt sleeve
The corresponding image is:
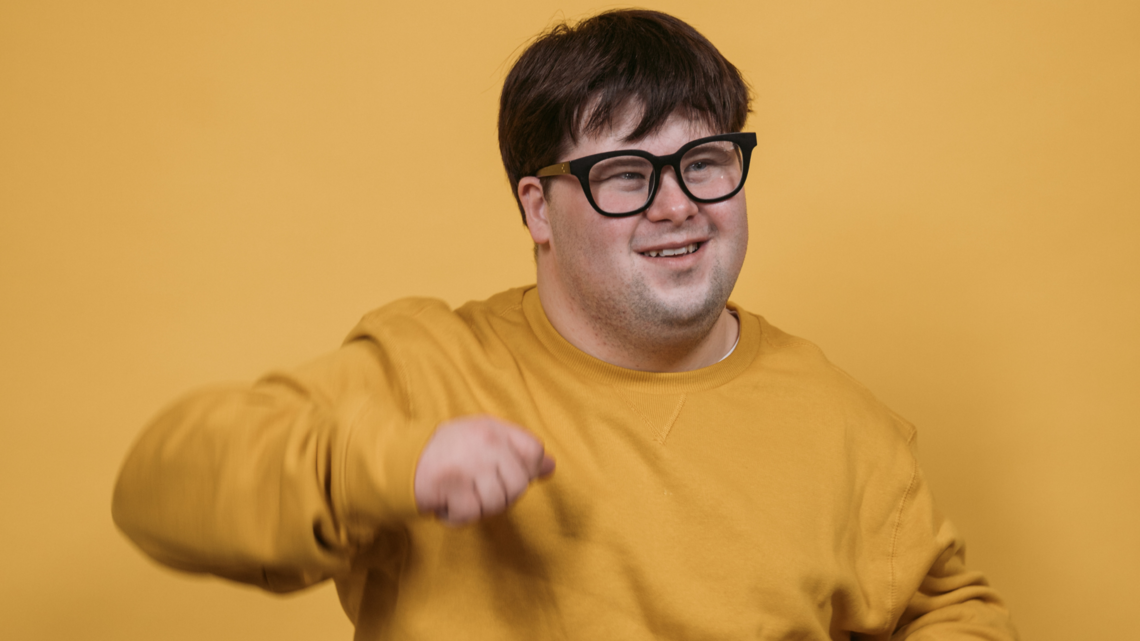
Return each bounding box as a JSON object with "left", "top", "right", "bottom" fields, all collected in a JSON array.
[
  {"left": 884, "top": 442, "right": 1020, "bottom": 640},
  {"left": 111, "top": 337, "right": 435, "bottom": 593},
  {"left": 890, "top": 533, "right": 1020, "bottom": 640}
]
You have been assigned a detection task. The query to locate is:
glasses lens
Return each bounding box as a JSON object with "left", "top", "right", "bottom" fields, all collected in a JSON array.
[
  {"left": 588, "top": 156, "right": 654, "bottom": 215},
  {"left": 680, "top": 140, "right": 744, "bottom": 201}
]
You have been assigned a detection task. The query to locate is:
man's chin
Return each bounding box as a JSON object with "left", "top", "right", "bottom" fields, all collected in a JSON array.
[{"left": 631, "top": 286, "right": 729, "bottom": 331}]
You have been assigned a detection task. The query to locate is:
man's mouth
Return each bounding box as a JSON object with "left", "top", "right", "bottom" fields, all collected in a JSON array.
[{"left": 641, "top": 242, "right": 701, "bottom": 258}]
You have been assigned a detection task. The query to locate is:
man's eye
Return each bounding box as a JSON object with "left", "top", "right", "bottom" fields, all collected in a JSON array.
[{"left": 599, "top": 171, "right": 648, "bottom": 182}]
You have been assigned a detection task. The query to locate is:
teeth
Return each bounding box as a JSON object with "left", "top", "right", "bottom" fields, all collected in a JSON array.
[{"left": 645, "top": 243, "right": 699, "bottom": 258}]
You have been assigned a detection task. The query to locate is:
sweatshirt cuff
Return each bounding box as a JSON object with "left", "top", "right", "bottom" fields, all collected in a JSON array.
[{"left": 338, "top": 406, "right": 437, "bottom": 529}]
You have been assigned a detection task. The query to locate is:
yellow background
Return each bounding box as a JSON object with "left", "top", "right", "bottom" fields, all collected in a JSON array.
[{"left": 2, "top": 1, "right": 1137, "bottom": 639}]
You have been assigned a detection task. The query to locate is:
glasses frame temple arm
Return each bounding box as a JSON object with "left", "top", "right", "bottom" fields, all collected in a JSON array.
[{"left": 535, "top": 162, "right": 571, "bottom": 177}]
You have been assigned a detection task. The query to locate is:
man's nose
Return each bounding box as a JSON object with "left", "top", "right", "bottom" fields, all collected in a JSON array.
[{"left": 644, "top": 167, "right": 698, "bottom": 224}]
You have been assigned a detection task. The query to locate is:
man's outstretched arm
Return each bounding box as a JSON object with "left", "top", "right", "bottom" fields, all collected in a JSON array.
[{"left": 112, "top": 338, "right": 552, "bottom": 592}]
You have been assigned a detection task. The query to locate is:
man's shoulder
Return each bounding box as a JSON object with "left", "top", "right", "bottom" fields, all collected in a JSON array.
[
  {"left": 350, "top": 287, "right": 527, "bottom": 331},
  {"left": 736, "top": 307, "right": 917, "bottom": 445},
  {"left": 343, "top": 286, "right": 532, "bottom": 360}
]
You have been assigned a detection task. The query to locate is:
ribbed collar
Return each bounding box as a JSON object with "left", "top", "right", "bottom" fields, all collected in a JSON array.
[{"left": 521, "top": 286, "right": 761, "bottom": 394}]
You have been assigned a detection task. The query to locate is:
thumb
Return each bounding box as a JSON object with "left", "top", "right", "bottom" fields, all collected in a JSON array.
[{"left": 538, "top": 453, "right": 556, "bottom": 478}]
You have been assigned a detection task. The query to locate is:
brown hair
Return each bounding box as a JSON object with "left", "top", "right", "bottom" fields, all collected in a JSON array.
[{"left": 498, "top": 9, "right": 752, "bottom": 224}]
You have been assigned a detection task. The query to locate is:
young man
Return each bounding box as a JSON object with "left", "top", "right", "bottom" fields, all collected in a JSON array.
[{"left": 114, "top": 10, "right": 1018, "bottom": 639}]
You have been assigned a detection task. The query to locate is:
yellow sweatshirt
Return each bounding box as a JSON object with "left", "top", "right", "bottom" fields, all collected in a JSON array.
[{"left": 113, "top": 286, "right": 1017, "bottom": 640}]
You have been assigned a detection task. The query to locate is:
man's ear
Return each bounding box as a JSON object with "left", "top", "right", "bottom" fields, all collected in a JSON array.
[{"left": 518, "top": 177, "right": 552, "bottom": 246}]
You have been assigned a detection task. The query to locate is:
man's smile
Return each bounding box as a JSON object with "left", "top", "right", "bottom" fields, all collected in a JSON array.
[{"left": 640, "top": 242, "right": 702, "bottom": 258}]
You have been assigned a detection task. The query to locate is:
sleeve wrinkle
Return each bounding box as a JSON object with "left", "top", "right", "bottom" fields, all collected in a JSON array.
[{"left": 885, "top": 458, "right": 1019, "bottom": 639}]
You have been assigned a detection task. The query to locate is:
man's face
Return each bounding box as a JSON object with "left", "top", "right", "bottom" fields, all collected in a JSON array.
[{"left": 534, "top": 111, "right": 749, "bottom": 344}]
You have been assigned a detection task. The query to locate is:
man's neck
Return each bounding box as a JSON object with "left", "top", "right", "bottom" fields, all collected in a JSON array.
[{"left": 536, "top": 282, "right": 740, "bottom": 373}]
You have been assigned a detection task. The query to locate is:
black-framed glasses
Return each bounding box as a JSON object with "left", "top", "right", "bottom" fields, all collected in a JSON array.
[{"left": 534, "top": 132, "right": 756, "bottom": 217}]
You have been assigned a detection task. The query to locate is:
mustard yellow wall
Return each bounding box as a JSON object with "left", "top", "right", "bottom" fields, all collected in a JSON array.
[{"left": 2, "top": 2, "right": 1137, "bottom": 639}]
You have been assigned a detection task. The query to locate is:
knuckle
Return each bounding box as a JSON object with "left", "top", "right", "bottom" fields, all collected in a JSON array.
[
  {"left": 505, "top": 484, "right": 527, "bottom": 504},
  {"left": 477, "top": 428, "right": 500, "bottom": 446}
]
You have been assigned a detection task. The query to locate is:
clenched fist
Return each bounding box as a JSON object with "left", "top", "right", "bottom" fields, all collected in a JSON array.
[{"left": 414, "top": 415, "right": 555, "bottom": 525}]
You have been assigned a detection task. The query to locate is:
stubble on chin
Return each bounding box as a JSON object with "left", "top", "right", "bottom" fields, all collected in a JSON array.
[{"left": 578, "top": 259, "right": 736, "bottom": 353}]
